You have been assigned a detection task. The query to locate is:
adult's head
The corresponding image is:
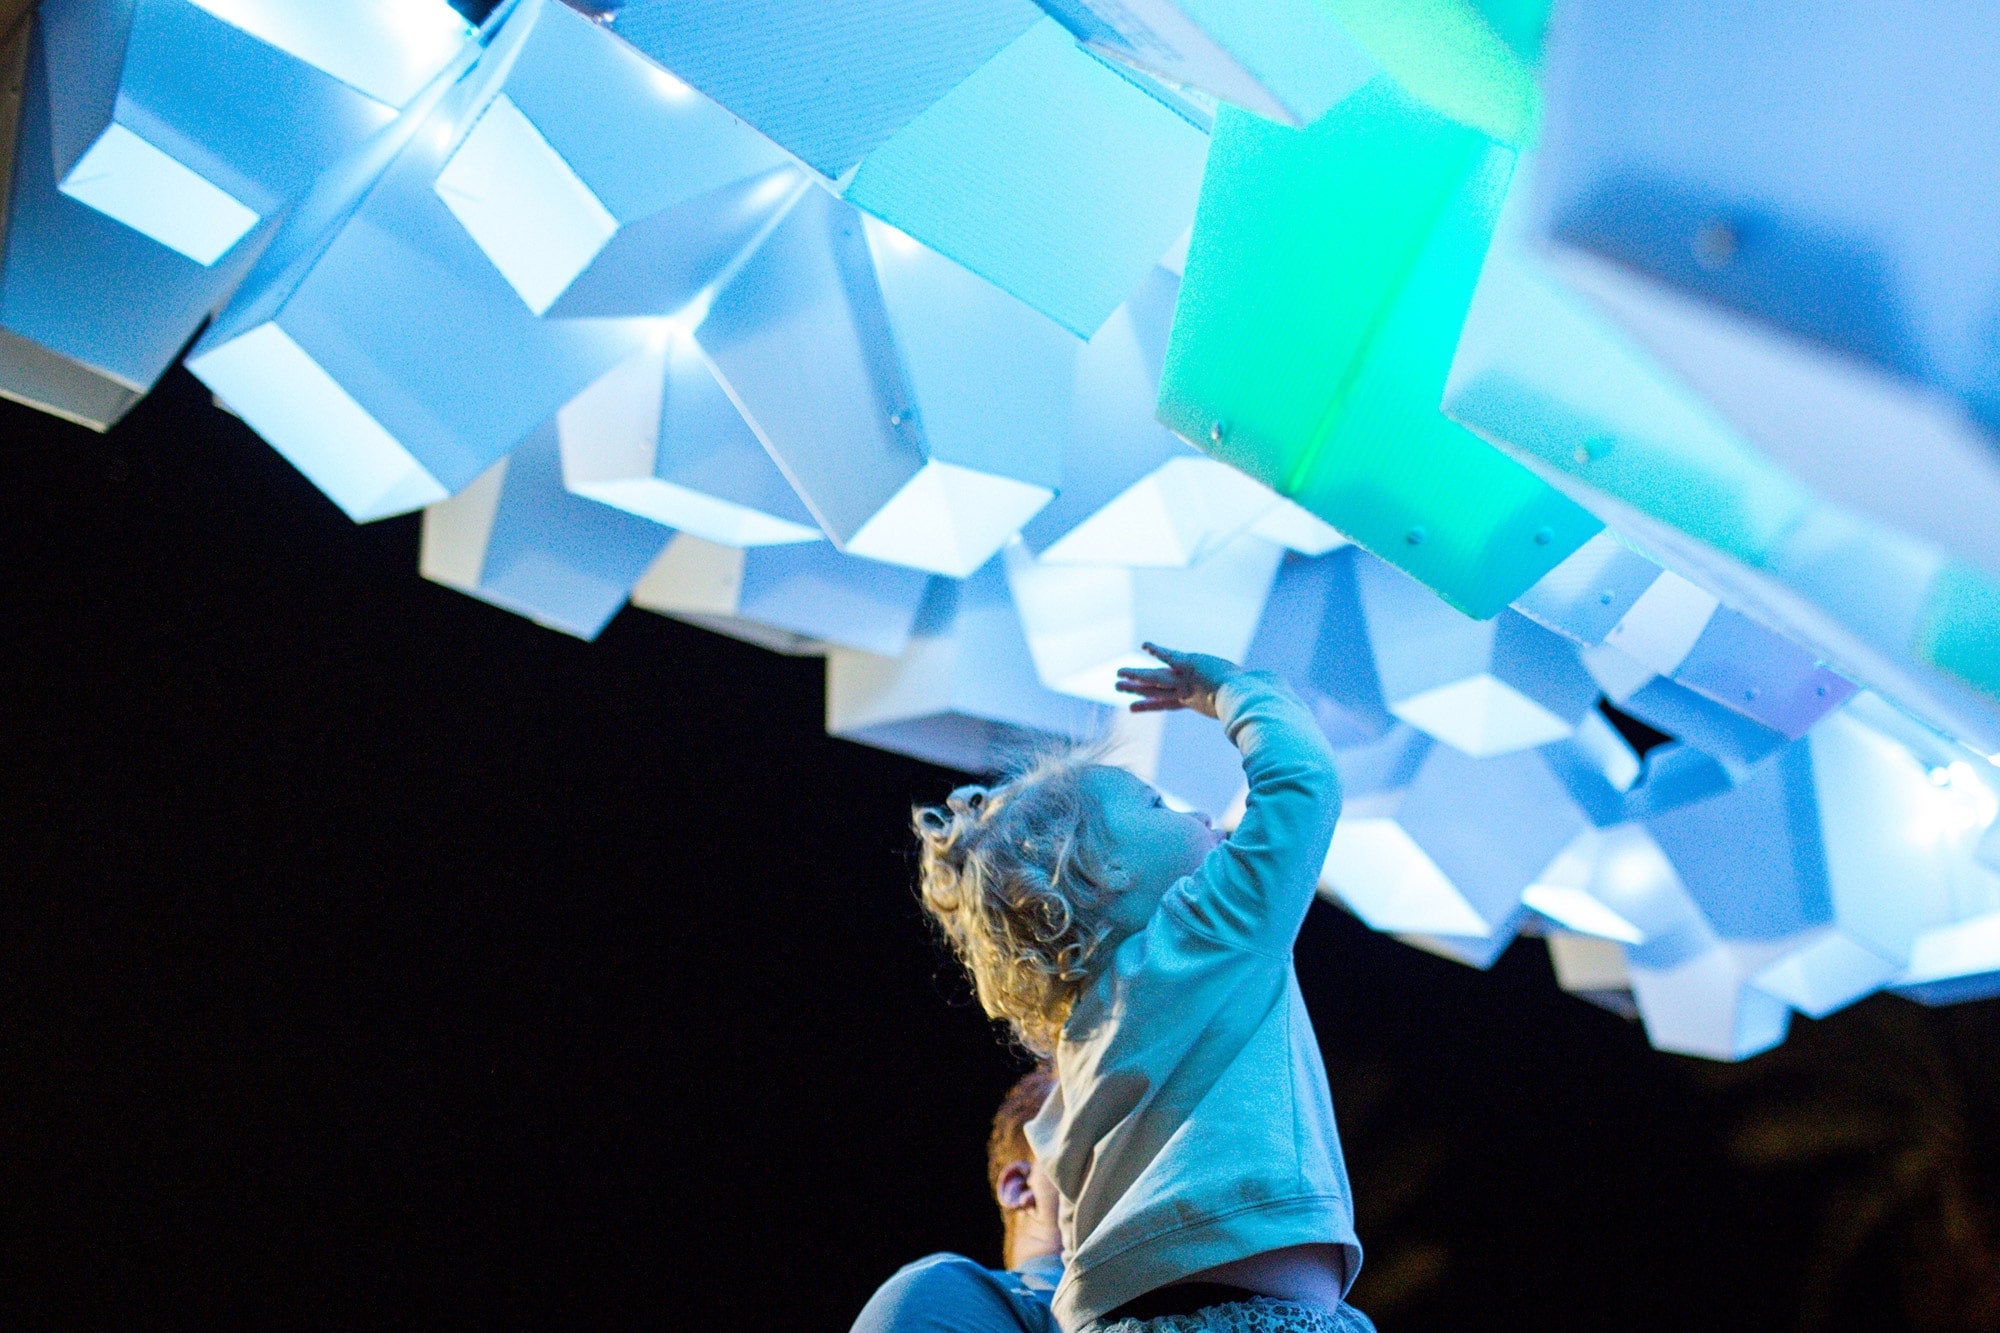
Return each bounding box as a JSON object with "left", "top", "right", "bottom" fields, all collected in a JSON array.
[{"left": 987, "top": 1064, "right": 1059, "bottom": 1270}]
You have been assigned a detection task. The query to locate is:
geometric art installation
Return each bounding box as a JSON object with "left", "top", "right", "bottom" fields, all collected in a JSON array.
[
  {"left": 1018, "top": 264, "right": 1285, "bottom": 568},
  {"left": 699, "top": 187, "right": 1074, "bottom": 578},
  {"left": 630, "top": 534, "right": 935, "bottom": 660},
  {"left": 826, "top": 555, "right": 1108, "bottom": 773},
  {"left": 187, "top": 1, "right": 647, "bottom": 523},
  {"left": 555, "top": 335, "right": 822, "bottom": 548},
  {"left": 429, "top": 0, "right": 801, "bottom": 320},
  {"left": 1004, "top": 530, "right": 1284, "bottom": 704},
  {"left": 1158, "top": 78, "right": 1601, "bottom": 617},
  {"left": 419, "top": 423, "right": 672, "bottom": 641},
  {"left": 843, "top": 17, "right": 1212, "bottom": 338},
  {"left": 22, "top": 0, "right": 2000, "bottom": 1057}
]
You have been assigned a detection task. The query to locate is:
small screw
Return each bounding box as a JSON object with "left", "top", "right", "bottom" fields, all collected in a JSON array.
[
  {"left": 1815, "top": 685, "right": 1828, "bottom": 697},
  {"left": 1209, "top": 420, "right": 1226, "bottom": 444},
  {"left": 1694, "top": 218, "right": 1738, "bottom": 270},
  {"left": 1533, "top": 527, "right": 1554, "bottom": 546},
  {"left": 1405, "top": 527, "right": 1426, "bottom": 546},
  {"left": 889, "top": 410, "right": 905, "bottom": 426},
  {"left": 1599, "top": 590, "right": 1615, "bottom": 605},
  {"left": 1744, "top": 687, "right": 1760, "bottom": 702},
  {"left": 1575, "top": 435, "right": 1614, "bottom": 466}
]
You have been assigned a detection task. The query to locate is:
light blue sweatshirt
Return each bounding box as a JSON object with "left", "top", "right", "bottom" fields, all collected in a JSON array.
[{"left": 1025, "top": 672, "right": 1357, "bottom": 1331}]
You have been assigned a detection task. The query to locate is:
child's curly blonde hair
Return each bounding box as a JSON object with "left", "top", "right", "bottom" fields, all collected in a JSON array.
[{"left": 913, "top": 746, "right": 1115, "bottom": 1054}]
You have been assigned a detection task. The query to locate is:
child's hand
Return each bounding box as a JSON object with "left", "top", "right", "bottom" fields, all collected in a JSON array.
[{"left": 1115, "top": 643, "right": 1240, "bottom": 718}]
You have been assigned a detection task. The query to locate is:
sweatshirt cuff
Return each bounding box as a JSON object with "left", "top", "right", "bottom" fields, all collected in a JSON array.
[{"left": 1215, "top": 669, "right": 1292, "bottom": 733}]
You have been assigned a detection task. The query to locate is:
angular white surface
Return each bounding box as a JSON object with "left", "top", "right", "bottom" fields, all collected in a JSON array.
[
  {"left": 1006, "top": 532, "right": 1284, "bottom": 703},
  {"left": 1036, "top": 456, "right": 1277, "bottom": 567},
  {"left": 188, "top": 324, "right": 448, "bottom": 521},
  {"left": 60, "top": 123, "right": 260, "bottom": 265},
  {"left": 1547, "top": 931, "right": 1631, "bottom": 993},
  {"left": 1248, "top": 500, "right": 1348, "bottom": 556},
  {"left": 1629, "top": 943, "right": 1792, "bottom": 1061},
  {"left": 1323, "top": 820, "right": 1487, "bottom": 937},
  {"left": 845, "top": 461, "right": 1053, "bottom": 577},
  {"left": 435, "top": 94, "right": 618, "bottom": 315},
  {"left": 1602, "top": 571, "right": 1719, "bottom": 676},
  {"left": 557, "top": 342, "right": 822, "bottom": 546},
  {"left": 187, "top": 0, "right": 471, "bottom": 106},
  {"left": 418, "top": 456, "right": 509, "bottom": 589},
  {"left": 1391, "top": 674, "right": 1578, "bottom": 758}
]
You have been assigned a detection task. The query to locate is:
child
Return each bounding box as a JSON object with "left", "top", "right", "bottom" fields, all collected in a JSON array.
[{"left": 914, "top": 645, "right": 1373, "bottom": 1333}]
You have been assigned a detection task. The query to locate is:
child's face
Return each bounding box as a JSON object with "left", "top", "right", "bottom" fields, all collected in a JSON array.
[{"left": 1081, "top": 766, "right": 1223, "bottom": 935}]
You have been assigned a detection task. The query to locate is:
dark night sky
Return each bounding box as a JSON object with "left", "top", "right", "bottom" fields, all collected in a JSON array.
[{"left": 0, "top": 370, "right": 1989, "bottom": 1327}]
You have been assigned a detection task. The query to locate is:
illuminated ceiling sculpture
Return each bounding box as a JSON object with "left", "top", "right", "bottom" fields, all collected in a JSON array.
[{"left": 5, "top": 0, "right": 1999, "bottom": 1058}]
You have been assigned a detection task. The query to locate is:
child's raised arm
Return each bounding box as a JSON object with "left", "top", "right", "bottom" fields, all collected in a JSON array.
[{"left": 1117, "top": 644, "right": 1342, "bottom": 955}]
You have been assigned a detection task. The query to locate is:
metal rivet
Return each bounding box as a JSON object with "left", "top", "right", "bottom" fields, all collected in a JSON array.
[
  {"left": 1209, "top": 420, "right": 1226, "bottom": 444},
  {"left": 889, "top": 411, "right": 905, "bottom": 426},
  {"left": 1694, "top": 218, "right": 1738, "bottom": 270},
  {"left": 1404, "top": 527, "right": 1426, "bottom": 546},
  {"left": 1816, "top": 685, "right": 1828, "bottom": 697},
  {"left": 1744, "top": 687, "right": 1760, "bottom": 701},
  {"left": 1599, "top": 591, "right": 1615, "bottom": 605},
  {"left": 1533, "top": 527, "right": 1554, "bottom": 546},
  {"left": 1576, "top": 435, "right": 1614, "bottom": 466}
]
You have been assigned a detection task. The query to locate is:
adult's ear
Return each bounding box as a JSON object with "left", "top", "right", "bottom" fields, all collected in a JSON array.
[{"left": 995, "top": 1159, "right": 1036, "bottom": 1212}]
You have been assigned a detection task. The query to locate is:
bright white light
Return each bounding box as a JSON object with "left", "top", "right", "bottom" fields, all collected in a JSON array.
[
  {"left": 434, "top": 95, "right": 619, "bottom": 315},
  {"left": 1523, "top": 884, "right": 1647, "bottom": 944},
  {"left": 60, "top": 124, "right": 260, "bottom": 265},
  {"left": 186, "top": 0, "right": 470, "bottom": 108},
  {"left": 1911, "top": 760, "right": 2000, "bottom": 842},
  {"left": 650, "top": 66, "right": 698, "bottom": 103}
]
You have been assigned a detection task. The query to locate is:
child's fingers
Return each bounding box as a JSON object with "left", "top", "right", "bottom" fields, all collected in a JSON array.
[
  {"left": 1127, "top": 696, "right": 1184, "bottom": 713},
  {"left": 1116, "top": 666, "right": 1178, "bottom": 690},
  {"left": 1141, "top": 642, "right": 1192, "bottom": 668}
]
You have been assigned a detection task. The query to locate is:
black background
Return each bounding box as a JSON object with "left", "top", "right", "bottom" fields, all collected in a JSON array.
[{"left": 8, "top": 366, "right": 1981, "bottom": 1327}]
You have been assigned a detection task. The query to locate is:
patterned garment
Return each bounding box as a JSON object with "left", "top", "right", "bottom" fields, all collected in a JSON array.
[{"left": 1086, "top": 1298, "right": 1377, "bottom": 1333}]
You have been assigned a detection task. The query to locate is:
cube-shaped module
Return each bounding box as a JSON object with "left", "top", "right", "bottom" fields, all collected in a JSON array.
[
  {"left": 631, "top": 533, "right": 934, "bottom": 659},
  {"left": 40, "top": 0, "right": 467, "bottom": 265},
  {"left": 431, "top": 0, "right": 802, "bottom": 319},
  {"left": 699, "top": 188, "right": 1074, "bottom": 578},
  {"left": 420, "top": 424, "right": 673, "bottom": 640},
  {"left": 1355, "top": 553, "right": 1598, "bottom": 758},
  {"left": 1004, "top": 532, "right": 1283, "bottom": 704},
  {"left": 843, "top": 18, "right": 1211, "bottom": 338},
  {"left": 1243, "top": 547, "right": 1395, "bottom": 748},
  {"left": 1019, "top": 265, "right": 1282, "bottom": 568},
  {"left": 613, "top": 0, "right": 1041, "bottom": 180},
  {"left": 827, "top": 557, "right": 1108, "bottom": 773},
  {"left": 0, "top": 12, "right": 141, "bottom": 428},
  {"left": 186, "top": 5, "right": 650, "bottom": 522},
  {"left": 1157, "top": 77, "right": 1600, "bottom": 617},
  {"left": 556, "top": 335, "right": 820, "bottom": 548},
  {"left": 1320, "top": 741, "right": 1589, "bottom": 939}
]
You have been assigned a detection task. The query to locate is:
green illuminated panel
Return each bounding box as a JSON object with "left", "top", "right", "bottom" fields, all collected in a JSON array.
[
  {"left": 1917, "top": 562, "right": 2000, "bottom": 702},
  {"left": 1157, "top": 78, "right": 1599, "bottom": 618},
  {"left": 1319, "top": 0, "right": 1541, "bottom": 145}
]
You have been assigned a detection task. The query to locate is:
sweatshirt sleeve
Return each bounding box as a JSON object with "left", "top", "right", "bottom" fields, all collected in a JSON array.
[{"left": 1162, "top": 671, "right": 1343, "bottom": 956}]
